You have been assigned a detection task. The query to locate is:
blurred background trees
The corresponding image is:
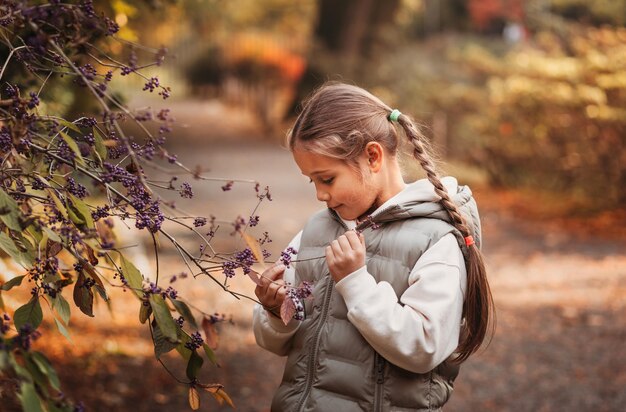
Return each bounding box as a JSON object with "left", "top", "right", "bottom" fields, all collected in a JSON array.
[{"left": 141, "top": 0, "right": 625, "bottom": 213}]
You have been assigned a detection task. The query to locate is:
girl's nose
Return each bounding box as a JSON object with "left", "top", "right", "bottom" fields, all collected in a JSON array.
[{"left": 316, "top": 187, "right": 330, "bottom": 202}]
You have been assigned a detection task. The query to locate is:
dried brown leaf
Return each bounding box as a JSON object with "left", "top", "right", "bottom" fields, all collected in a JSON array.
[
  {"left": 188, "top": 387, "right": 200, "bottom": 410},
  {"left": 201, "top": 316, "right": 219, "bottom": 350},
  {"left": 242, "top": 231, "right": 266, "bottom": 269},
  {"left": 280, "top": 296, "right": 296, "bottom": 326}
]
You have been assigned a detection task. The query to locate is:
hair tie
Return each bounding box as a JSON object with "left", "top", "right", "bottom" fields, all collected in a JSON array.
[
  {"left": 464, "top": 236, "right": 475, "bottom": 247},
  {"left": 389, "top": 109, "right": 402, "bottom": 122}
]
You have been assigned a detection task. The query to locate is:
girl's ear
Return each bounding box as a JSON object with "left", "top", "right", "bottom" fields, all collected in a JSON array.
[{"left": 364, "top": 142, "right": 383, "bottom": 173}]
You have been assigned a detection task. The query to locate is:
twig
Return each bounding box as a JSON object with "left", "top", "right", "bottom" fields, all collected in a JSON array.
[{"left": 0, "top": 45, "right": 27, "bottom": 82}]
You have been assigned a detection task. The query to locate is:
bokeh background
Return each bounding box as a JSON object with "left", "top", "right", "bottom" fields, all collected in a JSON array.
[{"left": 3, "top": 1, "right": 626, "bottom": 411}]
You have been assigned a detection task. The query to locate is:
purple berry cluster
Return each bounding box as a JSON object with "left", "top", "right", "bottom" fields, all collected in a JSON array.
[
  {"left": 249, "top": 215, "right": 260, "bottom": 227},
  {"left": 356, "top": 215, "right": 381, "bottom": 233},
  {"left": 169, "top": 272, "right": 188, "bottom": 283},
  {"left": 0, "top": 127, "right": 12, "bottom": 153},
  {"left": 280, "top": 247, "right": 298, "bottom": 268},
  {"left": 179, "top": 182, "right": 193, "bottom": 199},
  {"left": 193, "top": 217, "right": 207, "bottom": 227},
  {"left": 100, "top": 162, "right": 165, "bottom": 233},
  {"left": 144, "top": 282, "right": 179, "bottom": 300},
  {"left": 0, "top": 316, "right": 41, "bottom": 352},
  {"left": 0, "top": 314, "right": 10, "bottom": 335},
  {"left": 231, "top": 215, "right": 246, "bottom": 233},
  {"left": 185, "top": 331, "right": 204, "bottom": 350},
  {"left": 221, "top": 247, "right": 258, "bottom": 278},
  {"left": 284, "top": 281, "right": 313, "bottom": 321},
  {"left": 286, "top": 289, "right": 305, "bottom": 321},
  {"left": 14, "top": 324, "right": 42, "bottom": 351},
  {"left": 221, "top": 181, "right": 234, "bottom": 191},
  {"left": 143, "top": 77, "right": 160, "bottom": 93},
  {"left": 27, "top": 257, "right": 64, "bottom": 298},
  {"left": 65, "top": 177, "right": 89, "bottom": 199}
]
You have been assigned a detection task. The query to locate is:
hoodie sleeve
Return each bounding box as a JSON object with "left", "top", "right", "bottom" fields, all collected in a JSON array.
[
  {"left": 334, "top": 233, "right": 466, "bottom": 373},
  {"left": 252, "top": 231, "right": 302, "bottom": 356}
]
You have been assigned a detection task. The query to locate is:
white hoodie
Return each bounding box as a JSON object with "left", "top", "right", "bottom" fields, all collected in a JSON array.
[{"left": 253, "top": 177, "right": 467, "bottom": 373}]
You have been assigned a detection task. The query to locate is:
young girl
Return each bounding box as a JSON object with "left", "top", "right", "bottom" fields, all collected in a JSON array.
[{"left": 252, "top": 82, "right": 494, "bottom": 412}]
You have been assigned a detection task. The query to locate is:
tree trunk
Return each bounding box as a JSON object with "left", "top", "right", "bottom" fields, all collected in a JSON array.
[{"left": 287, "top": 0, "right": 401, "bottom": 117}]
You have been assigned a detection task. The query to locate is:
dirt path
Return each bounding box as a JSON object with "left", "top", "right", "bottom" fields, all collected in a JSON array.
[
  {"left": 6, "top": 100, "right": 625, "bottom": 411},
  {"left": 162, "top": 139, "right": 626, "bottom": 412}
]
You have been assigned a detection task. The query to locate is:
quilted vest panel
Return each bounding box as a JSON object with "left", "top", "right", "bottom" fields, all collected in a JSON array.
[{"left": 271, "top": 209, "right": 462, "bottom": 412}]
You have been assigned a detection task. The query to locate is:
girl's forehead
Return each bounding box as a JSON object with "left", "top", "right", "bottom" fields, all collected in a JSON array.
[{"left": 292, "top": 149, "right": 347, "bottom": 174}]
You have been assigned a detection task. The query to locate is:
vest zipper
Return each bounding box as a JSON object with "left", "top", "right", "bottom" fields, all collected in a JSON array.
[
  {"left": 374, "top": 352, "right": 386, "bottom": 411},
  {"left": 296, "top": 275, "right": 334, "bottom": 412}
]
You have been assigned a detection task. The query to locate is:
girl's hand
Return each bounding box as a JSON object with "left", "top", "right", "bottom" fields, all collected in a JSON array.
[
  {"left": 254, "top": 264, "right": 287, "bottom": 316},
  {"left": 326, "top": 230, "right": 366, "bottom": 282}
]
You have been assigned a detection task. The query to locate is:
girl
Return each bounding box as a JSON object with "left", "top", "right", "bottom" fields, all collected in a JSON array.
[{"left": 252, "top": 82, "right": 494, "bottom": 412}]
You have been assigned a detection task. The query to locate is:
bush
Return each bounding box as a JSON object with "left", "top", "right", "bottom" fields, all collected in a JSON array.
[
  {"left": 456, "top": 28, "right": 626, "bottom": 208},
  {"left": 369, "top": 27, "right": 625, "bottom": 211},
  {"left": 0, "top": 2, "right": 283, "bottom": 410}
]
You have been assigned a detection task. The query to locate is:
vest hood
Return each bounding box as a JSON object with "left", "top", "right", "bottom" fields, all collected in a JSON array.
[{"left": 360, "top": 176, "right": 482, "bottom": 250}]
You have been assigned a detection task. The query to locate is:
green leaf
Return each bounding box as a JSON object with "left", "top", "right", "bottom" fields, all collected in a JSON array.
[
  {"left": 26, "top": 225, "right": 43, "bottom": 247},
  {"left": 176, "top": 333, "right": 192, "bottom": 362},
  {"left": 31, "top": 352, "right": 61, "bottom": 391},
  {"left": 0, "top": 188, "right": 22, "bottom": 231},
  {"left": 73, "top": 272, "right": 94, "bottom": 317},
  {"left": 42, "top": 226, "right": 62, "bottom": 243},
  {"left": 52, "top": 294, "right": 71, "bottom": 325},
  {"left": 0, "top": 232, "right": 34, "bottom": 267},
  {"left": 46, "top": 189, "right": 68, "bottom": 220},
  {"left": 171, "top": 299, "right": 198, "bottom": 330},
  {"left": 93, "top": 127, "right": 108, "bottom": 162},
  {"left": 14, "top": 297, "right": 43, "bottom": 330},
  {"left": 83, "top": 264, "right": 108, "bottom": 301},
  {"left": 59, "top": 131, "right": 85, "bottom": 166},
  {"left": 68, "top": 194, "right": 95, "bottom": 229},
  {"left": 57, "top": 119, "right": 81, "bottom": 133},
  {"left": 119, "top": 254, "right": 144, "bottom": 298},
  {"left": 186, "top": 349, "right": 204, "bottom": 380},
  {"left": 24, "top": 356, "right": 48, "bottom": 389},
  {"left": 1, "top": 274, "right": 25, "bottom": 291},
  {"left": 12, "top": 231, "right": 36, "bottom": 266},
  {"left": 149, "top": 294, "right": 177, "bottom": 343},
  {"left": 139, "top": 302, "right": 152, "bottom": 324},
  {"left": 54, "top": 318, "right": 72, "bottom": 342},
  {"left": 202, "top": 343, "right": 218, "bottom": 366},
  {"left": 0, "top": 232, "right": 24, "bottom": 266},
  {"left": 18, "top": 382, "right": 44, "bottom": 412},
  {"left": 66, "top": 204, "right": 85, "bottom": 226},
  {"left": 152, "top": 322, "right": 177, "bottom": 359}
]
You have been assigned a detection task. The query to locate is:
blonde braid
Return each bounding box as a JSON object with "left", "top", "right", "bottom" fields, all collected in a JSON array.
[
  {"left": 397, "top": 115, "right": 471, "bottom": 237},
  {"left": 395, "top": 112, "right": 495, "bottom": 363}
]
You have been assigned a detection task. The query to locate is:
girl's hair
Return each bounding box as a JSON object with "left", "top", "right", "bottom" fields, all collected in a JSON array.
[{"left": 288, "top": 82, "right": 495, "bottom": 363}]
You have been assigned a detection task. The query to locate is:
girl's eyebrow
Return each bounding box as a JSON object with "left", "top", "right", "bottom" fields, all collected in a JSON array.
[{"left": 309, "top": 170, "right": 332, "bottom": 176}]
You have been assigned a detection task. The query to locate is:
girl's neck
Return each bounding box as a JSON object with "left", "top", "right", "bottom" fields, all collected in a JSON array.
[{"left": 360, "top": 161, "right": 406, "bottom": 220}]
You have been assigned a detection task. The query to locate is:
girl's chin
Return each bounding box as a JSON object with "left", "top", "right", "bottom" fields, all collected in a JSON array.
[{"left": 335, "top": 209, "right": 359, "bottom": 221}]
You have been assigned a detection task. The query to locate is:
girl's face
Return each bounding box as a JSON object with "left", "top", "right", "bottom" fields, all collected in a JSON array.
[{"left": 292, "top": 149, "right": 379, "bottom": 221}]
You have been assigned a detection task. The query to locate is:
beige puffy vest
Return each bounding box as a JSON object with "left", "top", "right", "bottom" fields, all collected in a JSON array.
[{"left": 271, "top": 185, "right": 481, "bottom": 412}]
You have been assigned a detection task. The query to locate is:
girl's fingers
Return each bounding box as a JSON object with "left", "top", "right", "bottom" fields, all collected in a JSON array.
[
  {"left": 268, "top": 278, "right": 285, "bottom": 299},
  {"left": 345, "top": 230, "right": 363, "bottom": 249},
  {"left": 330, "top": 239, "right": 342, "bottom": 256},
  {"left": 325, "top": 245, "right": 335, "bottom": 264},
  {"left": 264, "top": 263, "right": 286, "bottom": 281},
  {"left": 337, "top": 235, "right": 351, "bottom": 252},
  {"left": 256, "top": 264, "right": 285, "bottom": 305}
]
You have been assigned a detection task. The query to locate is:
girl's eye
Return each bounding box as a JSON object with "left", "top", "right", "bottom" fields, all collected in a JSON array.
[{"left": 308, "top": 177, "right": 334, "bottom": 184}]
